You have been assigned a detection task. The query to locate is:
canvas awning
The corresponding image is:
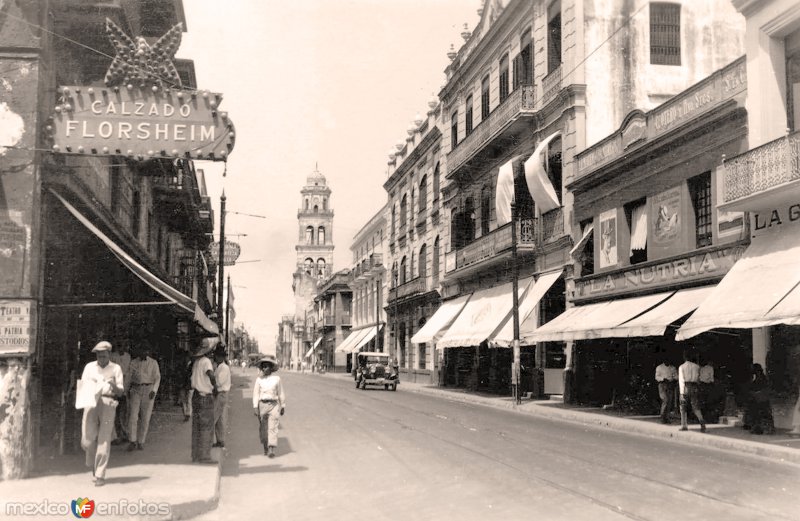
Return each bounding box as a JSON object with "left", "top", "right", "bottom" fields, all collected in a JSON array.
[
  {"left": 491, "top": 269, "right": 563, "bottom": 347},
  {"left": 411, "top": 294, "right": 471, "bottom": 344},
  {"left": 350, "top": 325, "right": 383, "bottom": 353},
  {"left": 525, "top": 291, "right": 674, "bottom": 343},
  {"left": 569, "top": 223, "right": 594, "bottom": 257},
  {"left": 335, "top": 327, "right": 370, "bottom": 353},
  {"left": 676, "top": 232, "right": 800, "bottom": 339},
  {"left": 437, "top": 278, "right": 534, "bottom": 349},
  {"left": 304, "top": 336, "right": 323, "bottom": 359},
  {"left": 51, "top": 189, "right": 219, "bottom": 335},
  {"left": 608, "top": 286, "right": 716, "bottom": 338}
]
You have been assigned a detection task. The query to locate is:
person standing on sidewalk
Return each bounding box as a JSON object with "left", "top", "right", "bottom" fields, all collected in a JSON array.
[
  {"left": 655, "top": 357, "right": 677, "bottom": 424},
  {"left": 212, "top": 346, "right": 231, "bottom": 448},
  {"left": 177, "top": 351, "right": 194, "bottom": 421},
  {"left": 252, "top": 355, "right": 285, "bottom": 458},
  {"left": 191, "top": 338, "right": 218, "bottom": 464},
  {"left": 80, "top": 341, "right": 124, "bottom": 487},
  {"left": 678, "top": 350, "right": 706, "bottom": 433},
  {"left": 110, "top": 341, "right": 131, "bottom": 445},
  {"left": 127, "top": 341, "right": 161, "bottom": 451}
]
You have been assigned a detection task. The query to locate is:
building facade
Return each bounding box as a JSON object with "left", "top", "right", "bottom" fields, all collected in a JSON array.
[
  {"left": 0, "top": 0, "right": 220, "bottom": 479},
  {"left": 314, "top": 270, "right": 353, "bottom": 372}
]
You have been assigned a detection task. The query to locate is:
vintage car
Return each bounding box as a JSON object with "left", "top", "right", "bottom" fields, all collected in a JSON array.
[{"left": 354, "top": 352, "right": 398, "bottom": 391}]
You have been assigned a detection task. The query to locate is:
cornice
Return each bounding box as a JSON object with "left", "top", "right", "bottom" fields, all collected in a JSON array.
[{"left": 383, "top": 127, "right": 442, "bottom": 192}]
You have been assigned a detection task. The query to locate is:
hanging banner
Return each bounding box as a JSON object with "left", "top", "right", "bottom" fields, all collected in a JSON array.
[{"left": 209, "top": 241, "right": 241, "bottom": 266}]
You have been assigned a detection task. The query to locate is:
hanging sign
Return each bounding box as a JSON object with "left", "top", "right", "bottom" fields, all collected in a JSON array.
[{"left": 209, "top": 241, "right": 241, "bottom": 266}]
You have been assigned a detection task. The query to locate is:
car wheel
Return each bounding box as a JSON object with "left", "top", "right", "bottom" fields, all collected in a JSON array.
[{"left": 391, "top": 384, "right": 397, "bottom": 391}]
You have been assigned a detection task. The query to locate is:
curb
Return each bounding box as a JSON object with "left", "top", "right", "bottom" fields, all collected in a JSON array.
[{"left": 169, "top": 447, "right": 224, "bottom": 520}]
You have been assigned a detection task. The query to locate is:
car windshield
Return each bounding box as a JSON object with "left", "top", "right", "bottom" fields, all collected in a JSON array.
[{"left": 362, "top": 356, "right": 388, "bottom": 364}]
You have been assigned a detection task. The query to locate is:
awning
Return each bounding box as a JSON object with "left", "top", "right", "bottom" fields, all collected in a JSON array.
[
  {"left": 304, "top": 336, "right": 323, "bottom": 358},
  {"left": 676, "top": 232, "right": 800, "bottom": 339},
  {"left": 411, "top": 294, "right": 471, "bottom": 344},
  {"left": 569, "top": 222, "right": 593, "bottom": 257},
  {"left": 491, "top": 269, "right": 563, "bottom": 347},
  {"left": 51, "top": 189, "right": 219, "bottom": 335},
  {"left": 610, "top": 286, "right": 715, "bottom": 338},
  {"left": 335, "top": 327, "right": 370, "bottom": 353},
  {"left": 350, "top": 325, "right": 383, "bottom": 353},
  {"left": 525, "top": 291, "right": 674, "bottom": 343},
  {"left": 437, "top": 278, "right": 534, "bottom": 349}
]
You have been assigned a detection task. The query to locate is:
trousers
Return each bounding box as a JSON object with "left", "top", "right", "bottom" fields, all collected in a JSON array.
[
  {"left": 258, "top": 401, "right": 281, "bottom": 448},
  {"left": 658, "top": 381, "right": 676, "bottom": 422},
  {"left": 128, "top": 384, "right": 155, "bottom": 444},
  {"left": 213, "top": 391, "right": 229, "bottom": 444},
  {"left": 191, "top": 392, "right": 214, "bottom": 461},
  {"left": 680, "top": 382, "right": 705, "bottom": 428},
  {"left": 81, "top": 401, "right": 117, "bottom": 479}
]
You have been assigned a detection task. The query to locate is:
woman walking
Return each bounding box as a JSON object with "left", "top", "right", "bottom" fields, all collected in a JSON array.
[{"left": 252, "top": 355, "right": 285, "bottom": 457}]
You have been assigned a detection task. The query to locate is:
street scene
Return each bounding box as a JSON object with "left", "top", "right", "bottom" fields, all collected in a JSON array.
[{"left": 1, "top": 0, "right": 800, "bottom": 520}]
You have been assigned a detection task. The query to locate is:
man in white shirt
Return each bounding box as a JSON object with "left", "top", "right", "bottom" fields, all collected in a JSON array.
[
  {"left": 212, "top": 346, "right": 231, "bottom": 448},
  {"left": 191, "top": 338, "right": 218, "bottom": 464},
  {"left": 655, "top": 358, "right": 677, "bottom": 424},
  {"left": 80, "top": 341, "right": 124, "bottom": 487},
  {"left": 127, "top": 341, "right": 161, "bottom": 451},
  {"left": 110, "top": 342, "right": 131, "bottom": 444},
  {"left": 678, "top": 350, "right": 706, "bottom": 432},
  {"left": 252, "top": 355, "right": 285, "bottom": 457}
]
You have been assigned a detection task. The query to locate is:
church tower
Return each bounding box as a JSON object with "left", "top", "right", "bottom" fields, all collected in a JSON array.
[{"left": 291, "top": 166, "right": 334, "bottom": 367}]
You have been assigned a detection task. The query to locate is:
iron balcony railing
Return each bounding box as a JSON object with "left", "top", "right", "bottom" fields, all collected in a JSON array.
[
  {"left": 722, "top": 131, "right": 800, "bottom": 205},
  {"left": 445, "top": 218, "right": 536, "bottom": 273},
  {"left": 541, "top": 64, "right": 563, "bottom": 105},
  {"left": 391, "top": 276, "right": 427, "bottom": 301}
]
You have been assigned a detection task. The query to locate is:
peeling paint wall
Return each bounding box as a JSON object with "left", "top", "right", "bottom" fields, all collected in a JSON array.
[{"left": 0, "top": 360, "right": 32, "bottom": 479}]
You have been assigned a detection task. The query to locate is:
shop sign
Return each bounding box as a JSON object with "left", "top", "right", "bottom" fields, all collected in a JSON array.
[
  {"left": 209, "top": 241, "right": 241, "bottom": 266},
  {"left": 0, "top": 299, "right": 33, "bottom": 354},
  {"left": 751, "top": 203, "right": 800, "bottom": 237},
  {"left": 574, "top": 244, "right": 746, "bottom": 301}
]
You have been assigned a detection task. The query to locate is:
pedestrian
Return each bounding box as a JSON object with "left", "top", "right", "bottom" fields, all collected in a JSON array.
[
  {"left": 698, "top": 356, "right": 718, "bottom": 423},
  {"left": 191, "top": 337, "right": 219, "bottom": 464},
  {"left": 743, "top": 363, "right": 775, "bottom": 435},
  {"left": 127, "top": 340, "right": 161, "bottom": 451},
  {"left": 80, "top": 341, "right": 124, "bottom": 487},
  {"left": 109, "top": 341, "right": 131, "bottom": 445},
  {"left": 212, "top": 345, "right": 231, "bottom": 448},
  {"left": 252, "top": 355, "right": 285, "bottom": 458},
  {"left": 177, "top": 351, "right": 194, "bottom": 421},
  {"left": 678, "top": 350, "right": 706, "bottom": 433},
  {"left": 655, "top": 357, "right": 677, "bottom": 424}
]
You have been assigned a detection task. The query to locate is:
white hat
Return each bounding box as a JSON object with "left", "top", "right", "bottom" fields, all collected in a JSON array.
[{"left": 92, "top": 341, "right": 112, "bottom": 353}]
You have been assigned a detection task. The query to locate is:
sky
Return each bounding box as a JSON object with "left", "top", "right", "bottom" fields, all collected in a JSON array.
[{"left": 178, "top": 1, "right": 481, "bottom": 353}]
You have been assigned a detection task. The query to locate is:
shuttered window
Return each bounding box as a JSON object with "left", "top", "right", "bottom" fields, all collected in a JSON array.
[{"left": 650, "top": 3, "right": 681, "bottom": 65}]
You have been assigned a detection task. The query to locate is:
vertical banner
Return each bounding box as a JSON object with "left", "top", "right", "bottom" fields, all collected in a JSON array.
[{"left": 598, "top": 209, "right": 618, "bottom": 268}]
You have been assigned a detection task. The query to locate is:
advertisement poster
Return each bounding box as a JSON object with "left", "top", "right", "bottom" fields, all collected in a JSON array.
[
  {"left": 652, "top": 187, "right": 681, "bottom": 246},
  {"left": 598, "top": 209, "right": 617, "bottom": 268},
  {"left": 0, "top": 299, "right": 33, "bottom": 354},
  {"left": 0, "top": 210, "right": 27, "bottom": 294}
]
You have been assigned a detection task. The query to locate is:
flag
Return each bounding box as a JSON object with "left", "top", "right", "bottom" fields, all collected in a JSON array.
[
  {"left": 523, "top": 131, "right": 561, "bottom": 215},
  {"left": 227, "top": 282, "right": 236, "bottom": 322},
  {"left": 495, "top": 155, "right": 525, "bottom": 226}
]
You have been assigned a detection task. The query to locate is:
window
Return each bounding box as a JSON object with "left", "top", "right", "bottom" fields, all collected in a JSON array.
[
  {"left": 400, "top": 256, "right": 407, "bottom": 285},
  {"left": 323, "top": 197, "right": 328, "bottom": 210},
  {"left": 548, "top": 2, "right": 562, "bottom": 74},
  {"left": 514, "top": 160, "right": 535, "bottom": 221},
  {"left": 689, "top": 172, "right": 712, "bottom": 248},
  {"left": 400, "top": 195, "right": 408, "bottom": 233},
  {"left": 787, "top": 49, "right": 800, "bottom": 131},
  {"left": 304, "top": 258, "right": 313, "bottom": 275},
  {"left": 318, "top": 226, "right": 326, "bottom": 245},
  {"left": 313, "top": 205, "right": 319, "bottom": 213},
  {"left": 465, "top": 95, "right": 474, "bottom": 136},
  {"left": 625, "top": 199, "right": 648, "bottom": 264},
  {"left": 481, "top": 186, "right": 491, "bottom": 235},
  {"left": 419, "top": 244, "right": 427, "bottom": 279},
  {"left": 419, "top": 175, "right": 428, "bottom": 211},
  {"left": 578, "top": 220, "right": 594, "bottom": 277},
  {"left": 418, "top": 317, "right": 427, "bottom": 370},
  {"left": 432, "top": 236, "right": 440, "bottom": 285},
  {"left": 452, "top": 197, "right": 477, "bottom": 249},
  {"left": 433, "top": 162, "right": 440, "bottom": 203},
  {"left": 399, "top": 322, "right": 406, "bottom": 368},
  {"left": 481, "top": 75, "right": 490, "bottom": 120},
  {"left": 305, "top": 226, "right": 314, "bottom": 244},
  {"left": 499, "top": 54, "right": 509, "bottom": 102},
  {"left": 391, "top": 204, "right": 396, "bottom": 238},
  {"left": 131, "top": 182, "right": 141, "bottom": 239},
  {"left": 451, "top": 111, "right": 458, "bottom": 149},
  {"left": 317, "top": 258, "right": 326, "bottom": 277},
  {"left": 548, "top": 138, "right": 563, "bottom": 206},
  {"left": 650, "top": 3, "right": 681, "bottom": 65},
  {"left": 304, "top": 198, "right": 309, "bottom": 210},
  {"left": 515, "top": 30, "right": 533, "bottom": 87}
]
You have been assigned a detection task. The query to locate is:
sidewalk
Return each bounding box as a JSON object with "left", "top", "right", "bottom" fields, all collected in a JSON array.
[
  {"left": 316, "top": 370, "right": 800, "bottom": 466},
  {"left": 0, "top": 403, "right": 224, "bottom": 520}
]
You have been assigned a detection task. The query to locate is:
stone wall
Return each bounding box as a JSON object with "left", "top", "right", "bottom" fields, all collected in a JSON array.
[{"left": 0, "top": 359, "right": 32, "bottom": 480}]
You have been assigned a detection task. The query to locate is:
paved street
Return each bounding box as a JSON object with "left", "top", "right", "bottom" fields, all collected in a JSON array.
[{"left": 198, "top": 370, "right": 800, "bottom": 521}]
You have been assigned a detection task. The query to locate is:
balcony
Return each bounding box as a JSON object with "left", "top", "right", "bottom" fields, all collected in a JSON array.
[
  {"left": 540, "top": 207, "right": 564, "bottom": 243},
  {"left": 323, "top": 313, "right": 351, "bottom": 327},
  {"left": 541, "top": 64, "right": 563, "bottom": 106},
  {"left": 447, "top": 85, "right": 536, "bottom": 179},
  {"left": 390, "top": 276, "right": 428, "bottom": 301},
  {"left": 445, "top": 219, "right": 536, "bottom": 274},
  {"left": 721, "top": 131, "right": 800, "bottom": 212}
]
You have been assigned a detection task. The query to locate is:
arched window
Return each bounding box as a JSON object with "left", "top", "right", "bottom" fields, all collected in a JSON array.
[
  {"left": 433, "top": 162, "right": 440, "bottom": 203},
  {"left": 391, "top": 262, "right": 398, "bottom": 287},
  {"left": 400, "top": 256, "right": 407, "bottom": 285},
  {"left": 317, "top": 258, "right": 326, "bottom": 277},
  {"left": 304, "top": 198, "right": 309, "bottom": 210},
  {"left": 419, "top": 243, "right": 427, "bottom": 279},
  {"left": 399, "top": 195, "right": 407, "bottom": 232},
  {"left": 322, "top": 197, "right": 328, "bottom": 210},
  {"left": 419, "top": 175, "right": 428, "bottom": 212},
  {"left": 304, "top": 257, "right": 313, "bottom": 275},
  {"left": 433, "top": 236, "right": 440, "bottom": 284},
  {"left": 305, "top": 226, "right": 314, "bottom": 244},
  {"left": 391, "top": 204, "right": 397, "bottom": 238},
  {"left": 313, "top": 205, "right": 319, "bottom": 213},
  {"left": 318, "top": 226, "right": 326, "bottom": 245}
]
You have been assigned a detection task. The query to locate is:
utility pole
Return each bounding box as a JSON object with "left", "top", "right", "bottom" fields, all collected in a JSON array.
[
  {"left": 217, "top": 191, "right": 226, "bottom": 337},
  {"left": 225, "top": 274, "right": 231, "bottom": 347},
  {"left": 511, "top": 200, "right": 521, "bottom": 405}
]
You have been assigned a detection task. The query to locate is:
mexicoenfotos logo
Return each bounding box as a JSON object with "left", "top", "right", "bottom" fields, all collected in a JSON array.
[{"left": 71, "top": 498, "right": 95, "bottom": 518}]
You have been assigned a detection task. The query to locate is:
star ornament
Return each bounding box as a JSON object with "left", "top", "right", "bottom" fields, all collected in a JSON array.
[{"left": 104, "top": 18, "right": 183, "bottom": 88}]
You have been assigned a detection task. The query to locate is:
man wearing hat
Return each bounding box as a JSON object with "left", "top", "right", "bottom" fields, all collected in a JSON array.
[
  {"left": 80, "top": 340, "right": 124, "bottom": 486},
  {"left": 127, "top": 339, "right": 161, "bottom": 451},
  {"left": 252, "top": 354, "right": 285, "bottom": 457},
  {"left": 191, "top": 337, "right": 219, "bottom": 463},
  {"left": 212, "top": 345, "right": 231, "bottom": 448}
]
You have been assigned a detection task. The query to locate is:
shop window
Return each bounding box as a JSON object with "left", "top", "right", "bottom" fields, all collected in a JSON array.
[
  {"left": 481, "top": 75, "right": 490, "bottom": 120},
  {"left": 547, "top": 1, "right": 562, "bottom": 74},
  {"left": 433, "top": 236, "right": 440, "bottom": 285},
  {"left": 465, "top": 94, "right": 474, "bottom": 136},
  {"left": 625, "top": 199, "right": 648, "bottom": 264},
  {"left": 689, "top": 171, "right": 712, "bottom": 248},
  {"left": 451, "top": 111, "right": 458, "bottom": 150},
  {"left": 650, "top": 3, "right": 681, "bottom": 65},
  {"left": 499, "top": 54, "right": 509, "bottom": 102}
]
